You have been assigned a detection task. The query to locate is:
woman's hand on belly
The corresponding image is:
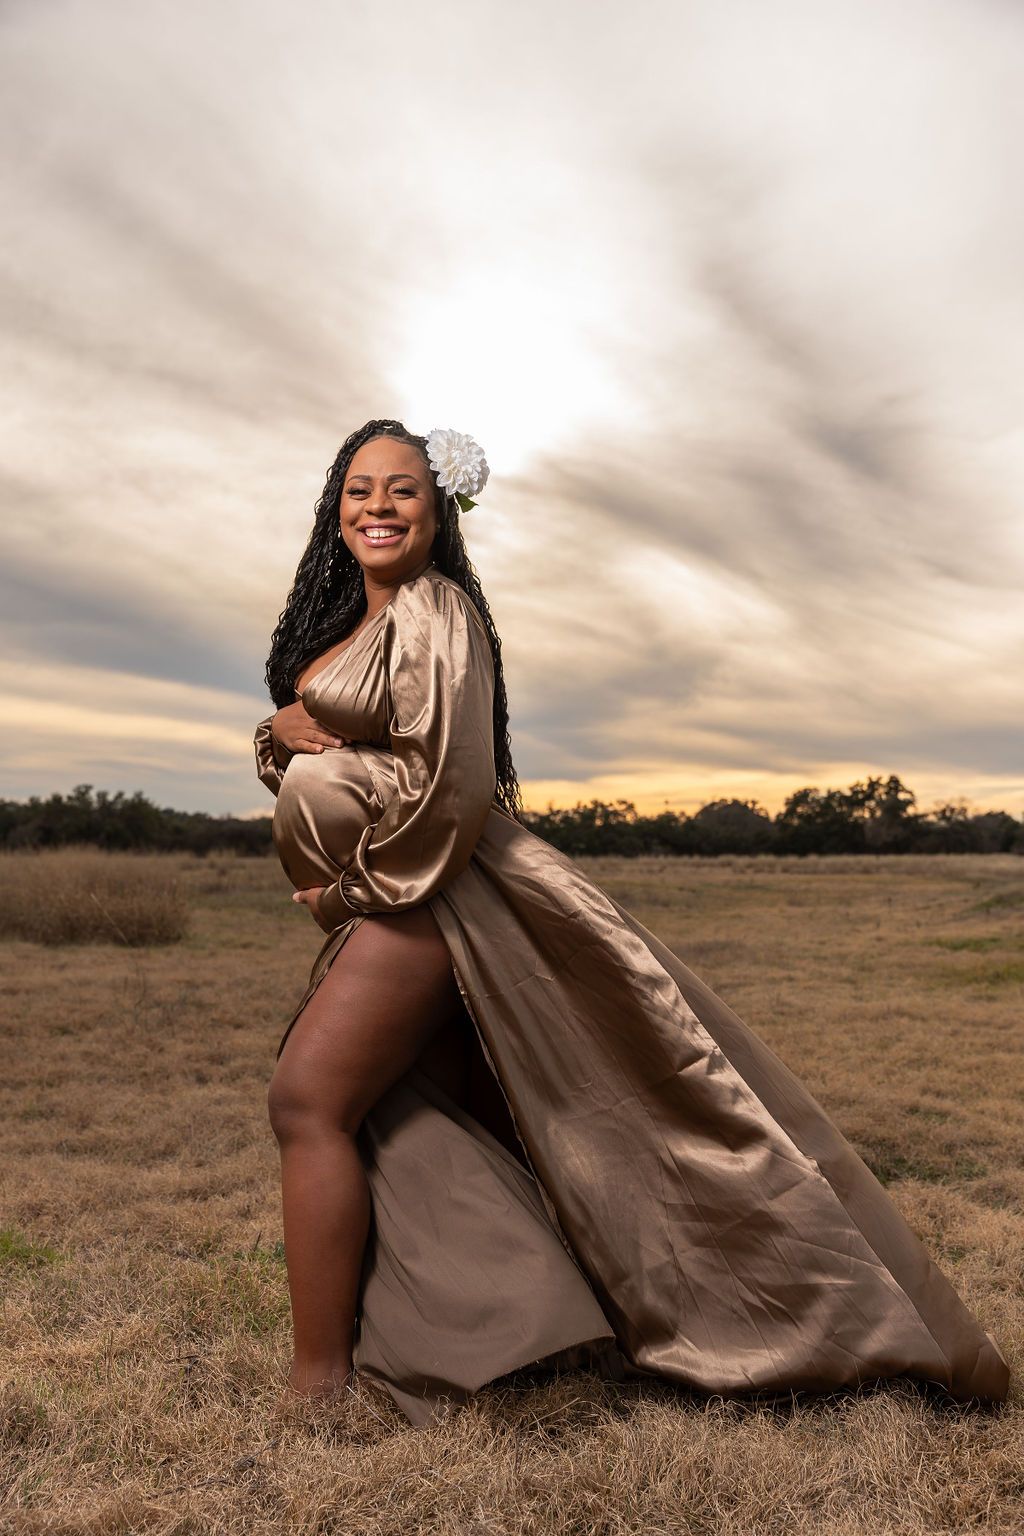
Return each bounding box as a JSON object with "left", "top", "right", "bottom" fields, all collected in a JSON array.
[
  {"left": 273, "top": 701, "right": 350, "bottom": 755},
  {"left": 292, "top": 885, "right": 335, "bottom": 934}
]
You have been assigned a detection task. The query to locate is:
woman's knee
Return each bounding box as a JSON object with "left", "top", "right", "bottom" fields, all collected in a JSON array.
[{"left": 267, "top": 1057, "right": 366, "bottom": 1141}]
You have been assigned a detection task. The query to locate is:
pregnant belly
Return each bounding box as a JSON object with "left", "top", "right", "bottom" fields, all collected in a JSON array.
[{"left": 272, "top": 745, "right": 384, "bottom": 891}]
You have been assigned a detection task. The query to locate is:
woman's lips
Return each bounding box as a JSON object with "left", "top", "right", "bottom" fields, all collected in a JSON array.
[{"left": 359, "top": 526, "right": 407, "bottom": 546}]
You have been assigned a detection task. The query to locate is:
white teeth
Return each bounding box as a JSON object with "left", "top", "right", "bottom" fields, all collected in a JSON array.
[{"left": 364, "top": 527, "right": 405, "bottom": 540}]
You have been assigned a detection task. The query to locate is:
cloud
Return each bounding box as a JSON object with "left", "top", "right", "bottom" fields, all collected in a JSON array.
[{"left": 1, "top": 0, "right": 1021, "bottom": 816}]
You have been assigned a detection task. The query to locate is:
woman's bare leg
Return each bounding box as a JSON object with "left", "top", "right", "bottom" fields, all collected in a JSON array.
[{"left": 266, "top": 904, "right": 467, "bottom": 1398}]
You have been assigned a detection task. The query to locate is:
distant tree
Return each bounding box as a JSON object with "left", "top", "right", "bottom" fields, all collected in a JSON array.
[
  {"left": 919, "top": 800, "right": 975, "bottom": 853},
  {"left": 774, "top": 785, "right": 868, "bottom": 855},
  {"left": 860, "top": 775, "right": 921, "bottom": 853},
  {"left": 522, "top": 799, "right": 640, "bottom": 857},
  {"left": 774, "top": 774, "right": 925, "bottom": 855},
  {"left": 967, "top": 810, "right": 1022, "bottom": 854},
  {"left": 690, "top": 798, "right": 776, "bottom": 855},
  {"left": 637, "top": 809, "right": 693, "bottom": 856}
]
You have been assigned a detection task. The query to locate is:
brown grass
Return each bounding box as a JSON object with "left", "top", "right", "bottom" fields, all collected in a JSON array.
[
  {"left": 0, "top": 846, "right": 189, "bottom": 947},
  {"left": 0, "top": 850, "right": 1021, "bottom": 1534}
]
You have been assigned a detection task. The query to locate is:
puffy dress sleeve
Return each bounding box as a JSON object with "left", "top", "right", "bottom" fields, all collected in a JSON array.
[
  {"left": 253, "top": 715, "right": 294, "bottom": 797},
  {"left": 317, "top": 577, "right": 497, "bottom": 928}
]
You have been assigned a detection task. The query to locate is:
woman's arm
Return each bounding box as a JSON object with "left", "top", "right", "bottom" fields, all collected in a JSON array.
[
  {"left": 316, "top": 578, "right": 497, "bottom": 929},
  {"left": 253, "top": 704, "right": 347, "bottom": 797}
]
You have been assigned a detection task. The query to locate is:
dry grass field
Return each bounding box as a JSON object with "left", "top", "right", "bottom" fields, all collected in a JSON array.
[{"left": 1, "top": 847, "right": 1022, "bottom": 1535}]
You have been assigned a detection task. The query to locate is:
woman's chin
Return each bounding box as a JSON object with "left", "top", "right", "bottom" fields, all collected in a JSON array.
[{"left": 350, "top": 548, "right": 432, "bottom": 581}]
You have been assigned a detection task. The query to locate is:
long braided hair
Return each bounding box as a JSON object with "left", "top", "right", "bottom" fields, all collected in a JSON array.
[{"left": 264, "top": 418, "right": 524, "bottom": 822}]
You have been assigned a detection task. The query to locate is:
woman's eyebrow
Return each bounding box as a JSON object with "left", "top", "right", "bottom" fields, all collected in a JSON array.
[{"left": 346, "top": 472, "right": 418, "bottom": 484}]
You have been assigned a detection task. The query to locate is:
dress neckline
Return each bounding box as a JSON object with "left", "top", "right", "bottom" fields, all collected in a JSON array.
[{"left": 293, "top": 563, "right": 438, "bottom": 701}]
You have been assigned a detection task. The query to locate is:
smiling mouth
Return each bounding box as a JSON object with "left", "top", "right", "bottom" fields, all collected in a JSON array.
[{"left": 359, "top": 525, "right": 408, "bottom": 544}]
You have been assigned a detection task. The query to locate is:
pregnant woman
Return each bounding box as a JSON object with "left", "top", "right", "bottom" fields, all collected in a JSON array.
[{"left": 254, "top": 418, "right": 1009, "bottom": 1427}]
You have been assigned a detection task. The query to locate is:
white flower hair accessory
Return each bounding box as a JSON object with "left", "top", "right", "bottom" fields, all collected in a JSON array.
[{"left": 425, "top": 427, "right": 490, "bottom": 513}]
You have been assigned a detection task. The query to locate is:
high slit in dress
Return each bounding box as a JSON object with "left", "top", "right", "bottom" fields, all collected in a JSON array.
[{"left": 253, "top": 564, "right": 1010, "bottom": 1426}]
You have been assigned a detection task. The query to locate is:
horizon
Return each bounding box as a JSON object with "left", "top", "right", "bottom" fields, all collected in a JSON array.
[{"left": 3, "top": 768, "right": 1017, "bottom": 829}]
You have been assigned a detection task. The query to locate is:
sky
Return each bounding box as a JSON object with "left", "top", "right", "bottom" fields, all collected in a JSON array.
[{"left": 2, "top": 0, "right": 1022, "bottom": 821}]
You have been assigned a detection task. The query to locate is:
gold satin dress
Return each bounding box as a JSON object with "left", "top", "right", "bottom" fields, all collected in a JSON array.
[{"left": 253, "top": 565, "right": 1010, "bottom": 1426}]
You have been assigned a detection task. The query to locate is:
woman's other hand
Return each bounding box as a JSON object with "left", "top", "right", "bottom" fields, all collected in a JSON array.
[
  {"left": 292, "top": 886, "right": 333, "bottom": 934},
  {"left": 272, "top": 701, "right": 350, "bottom": 754}
]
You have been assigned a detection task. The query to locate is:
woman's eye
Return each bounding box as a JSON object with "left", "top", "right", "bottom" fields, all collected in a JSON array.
[{"left": 346, "top": 486, "right": 417, "bottom": 496}]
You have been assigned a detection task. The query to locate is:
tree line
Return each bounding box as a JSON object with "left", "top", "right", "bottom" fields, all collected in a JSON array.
[{"left": 1, "top": 775, "right": 1021, "bottom": 858}]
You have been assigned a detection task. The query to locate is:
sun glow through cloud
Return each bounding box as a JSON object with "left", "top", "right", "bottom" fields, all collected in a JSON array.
[{"left": 393, "top": 257, "right": 649, "bottom": 476}]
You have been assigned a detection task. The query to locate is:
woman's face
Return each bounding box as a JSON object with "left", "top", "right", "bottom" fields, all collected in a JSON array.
[{"left": 339, "top": 437, "right": 438, "bottom": 580}]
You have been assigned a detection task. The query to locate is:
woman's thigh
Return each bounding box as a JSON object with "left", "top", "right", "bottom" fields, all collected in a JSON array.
[{"left": 267, "top": 904, "right": 467, "bottom": 1135}]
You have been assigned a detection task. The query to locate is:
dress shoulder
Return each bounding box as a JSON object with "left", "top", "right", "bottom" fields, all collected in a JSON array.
[
  {"left": 389, "top": 568, "right": 483, "bottom": 622},
  {"left": 383, "top": 569, "right": 493, "bottom": 662}
]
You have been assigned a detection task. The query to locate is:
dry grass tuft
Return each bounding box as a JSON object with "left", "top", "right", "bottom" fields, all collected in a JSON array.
[
  {"left": 0, "top": 846, "right": 189, "bottom": 946},
  {"left": 0, "top": 850, "right": 1021, "bottom": 1533}
]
